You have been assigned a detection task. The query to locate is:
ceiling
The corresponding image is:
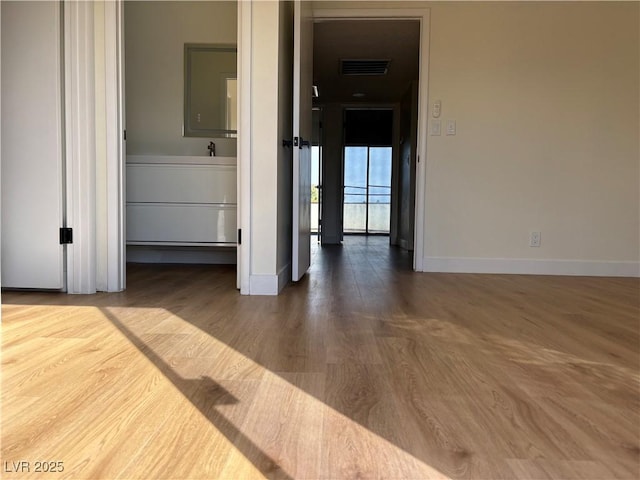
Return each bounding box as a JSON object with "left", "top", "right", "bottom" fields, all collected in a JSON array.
[{"left": 313, "top": 20, "right": 420, "bottom": 104}]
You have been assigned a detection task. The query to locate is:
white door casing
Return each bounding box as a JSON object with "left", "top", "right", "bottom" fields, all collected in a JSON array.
[
  {"left": 291, "top": 0, "right": 313, "bottom": 282},
  {"left": 237, "top": 0, "right": 252, "bottom": 293}
]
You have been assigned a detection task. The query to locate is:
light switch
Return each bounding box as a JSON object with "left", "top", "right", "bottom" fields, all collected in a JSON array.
[
  {"left": 430, "top": 120, "right": 441, "bottom": 136},
  {"left": 432, "top": 100, "right": 441, "bottom": 118},
  {"left": 446, "top": 119, "right": 456, "bottom": 135}
]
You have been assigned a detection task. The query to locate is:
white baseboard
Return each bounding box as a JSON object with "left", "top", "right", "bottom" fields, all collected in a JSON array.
[
  {"left": 277, "top": 263, "right": 291, "bottom": 293},
  {"left": 423, "top": 256, "right": 640, "bottom": 277},
  {"left": 249, "top": 264, "right": 291, "bottom": 295},
  {"left": 249, "top": 275, "right": 277, "bottom": 295},
  {"left": 127, "top": 246, "right": 236, "bottom": 265}
]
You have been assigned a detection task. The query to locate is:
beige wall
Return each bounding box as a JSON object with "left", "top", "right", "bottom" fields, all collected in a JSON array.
[
  {"left": 125, "top": 1, "right": 237, "bottom": 156},
  {"left": 426, "top": 2, "right": 638, "bottom": 267},
  {"left": 249, "top": 1, "right": 280, "bottom": 277},
  {"left": 314, "top": 1, "right": 639, "bottom": 274}
]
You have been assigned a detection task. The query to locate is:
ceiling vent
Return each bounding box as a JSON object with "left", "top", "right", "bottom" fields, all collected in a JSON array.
[{"left": 340, "top": 59, "right": 390, "bottom": 76}]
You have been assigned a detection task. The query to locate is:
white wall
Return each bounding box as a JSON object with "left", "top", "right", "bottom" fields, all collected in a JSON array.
[
  {"left": 246, "top": 0, "right": 293, "bottom": 294},
  {"left": 250, "top": 1, "right": 280, "bottom": 278},
  {"left": 314, "top": 1, "right": 640, "bottom": 276},
  {"left": 125, "top": 1, "right": 237, "bottom": 156},
  {"left": 425, "top": 2, "right": 639, "bottom": 275}
]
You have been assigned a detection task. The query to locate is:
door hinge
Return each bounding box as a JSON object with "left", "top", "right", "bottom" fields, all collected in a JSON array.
[
  {"left": 123, "top": 129, "right": 127, "bottom": 141},
  {"left": 237, "top": 228, "right": 242, "bottom": 245},
  {"left": 60, "top": 227, "right": 73, "bottom": 244}
]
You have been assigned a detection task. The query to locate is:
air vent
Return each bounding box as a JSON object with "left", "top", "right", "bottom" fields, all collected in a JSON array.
[{"left": 340, "top": 59, "right": 390, "bottom": 76}]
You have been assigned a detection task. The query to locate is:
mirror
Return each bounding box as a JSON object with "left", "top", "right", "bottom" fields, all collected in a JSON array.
[{"left": 184, "top": 44, "right": 237, "bottom": 138}]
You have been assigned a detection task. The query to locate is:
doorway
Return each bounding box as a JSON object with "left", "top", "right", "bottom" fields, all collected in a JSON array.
[
  {"left": 312, "top": 17, "right": 422, "bottom": 256},
  {"left": 311, "top": 107, "right": 323, "bottom": 238},
  {"left": 123, "top": 1, "right": 239, "bottom": 277},
  {"left": 343, "top": 108, "right": 393, "bottom": 235},
  {"left": 343, "top": 145, "right": 393, "bottom": 234}
]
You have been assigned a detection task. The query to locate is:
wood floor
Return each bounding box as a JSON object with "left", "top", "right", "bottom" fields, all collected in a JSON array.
[{"left": 2, "top": 237, "right": 639, "bottom": 479}]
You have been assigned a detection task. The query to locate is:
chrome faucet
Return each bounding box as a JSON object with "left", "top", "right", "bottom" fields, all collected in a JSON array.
[{"left": 207, "top": 141, "right": 216, "bottom": 157}]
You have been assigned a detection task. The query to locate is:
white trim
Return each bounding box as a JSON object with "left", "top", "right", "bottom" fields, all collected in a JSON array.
[
  {"left": 278, "top": 263, "right": 291, "bottom": 292},
  {"left": 414, "top": 10, "right": 430, "bottom": 272},
  {"left": 238, "top": 0, "right": 252, "bottom": 294},
  {"left": 126, "top": 155, "right": 236, "bottom": 166},
  {"left": 106, "top": 0, "right": 125, "bottom": 291},
  {"left": 93, "top": 0, "right": 125, "bottom": 293},
  {"left": 312, "top": 7, "right": 430, "bottom": 273},
  {"left": 424, "top": 257, "right": 640, "bottom": 278},
  {"left": 127, "top": 246, "right": 236, "bottom": 265},
  {"left": 0, "top": 5, "right": 1, "bottom": 292},
  {"left": 64, "top": 1, "right": 97, "bottom": 294},
  {"left": 249, "top": 274, "right": 279, "bottom": 296},
  {"left": 248, "top": 263, "right": 291, "bottom": 295}
]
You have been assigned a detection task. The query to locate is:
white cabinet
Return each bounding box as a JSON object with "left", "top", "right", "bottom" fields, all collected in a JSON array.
[{"left": 126, "top": 156, "right": 237, "bottom": 246}]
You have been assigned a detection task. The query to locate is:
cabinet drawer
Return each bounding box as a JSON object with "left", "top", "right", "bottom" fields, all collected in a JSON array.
[
  {"left": 127, "top": 204, "right": 237, "bottom": 245},
  {"left": 126, "top": 164, "right": 237, "bottom": 204}
]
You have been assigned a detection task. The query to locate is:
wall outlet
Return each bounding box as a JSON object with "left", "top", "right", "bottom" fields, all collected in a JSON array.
[{"left": 529, "top": 231, "right": 541, "bottom": 247}]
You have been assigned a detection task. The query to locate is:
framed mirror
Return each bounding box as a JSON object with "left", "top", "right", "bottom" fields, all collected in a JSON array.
[{"left": 184, "top": 44, "right": 237, "bottom": 138}]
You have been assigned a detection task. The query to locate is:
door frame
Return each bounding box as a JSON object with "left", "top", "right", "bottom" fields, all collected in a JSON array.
[
  {"left": 311, "top": 106, "right": 324, "bottom": 239},
  {"left": 100, "top": 0, "right": 126, "bottom": 292},
  {"left": 65, "top": 0, "right": 125, "bottom": 293},
  {"left": 341, "top": 106, "right": 397, "bottom": 237},
  {"left": 235, "top": 4, "right": 430, "bottom": 293},
  {"left": 312, "top": 7, "right": 430, "bottom": 272},
  {"left": 237, "top": 0, "right": 252, "bottom": 293}
]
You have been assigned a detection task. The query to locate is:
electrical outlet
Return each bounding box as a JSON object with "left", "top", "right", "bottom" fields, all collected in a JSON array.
[{"left": 530, "top": 231, "right": 541, "bottom": 247}]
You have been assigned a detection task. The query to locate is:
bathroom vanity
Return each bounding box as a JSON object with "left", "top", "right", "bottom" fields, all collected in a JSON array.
[{"left": 126, "top": 155, "right": 237, "bottom": 247}]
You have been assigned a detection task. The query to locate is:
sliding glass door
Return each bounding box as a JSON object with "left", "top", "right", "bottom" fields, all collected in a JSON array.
[
  {"left": 343, "top": 146, "right": 392, "bottom": 234},
  {"left": 311, "top": 145, "right": 321, "bottom": 234}
]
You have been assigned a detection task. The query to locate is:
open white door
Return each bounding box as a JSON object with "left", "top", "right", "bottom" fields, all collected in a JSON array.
[
  {"left": 292, "top": 0, "right": 313, "bottom": 282},
  {"left": 1, "top": 2, "right": 65, "bottom": 289}
]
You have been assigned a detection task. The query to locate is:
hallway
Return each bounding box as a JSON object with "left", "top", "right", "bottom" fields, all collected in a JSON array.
[
  {"left": 2, "top": 239, "right": 639, "bottom": 479},
  {"left": 307, "top": 236, "right": 414, "bottom": 306}
]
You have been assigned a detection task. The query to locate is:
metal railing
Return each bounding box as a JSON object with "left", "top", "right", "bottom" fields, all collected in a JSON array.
[{"left": 343, "top": 184, "right": 391, "bottom": 234}]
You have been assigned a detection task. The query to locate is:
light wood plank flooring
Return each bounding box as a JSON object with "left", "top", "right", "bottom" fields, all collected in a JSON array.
[{"left": 2, "top": 237, "right": 639, "bottom": 479}]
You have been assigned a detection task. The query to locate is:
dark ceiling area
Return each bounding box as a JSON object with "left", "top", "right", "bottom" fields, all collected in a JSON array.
[{"left": 313, "top": 19, "right": 420, "bottom": 104}]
